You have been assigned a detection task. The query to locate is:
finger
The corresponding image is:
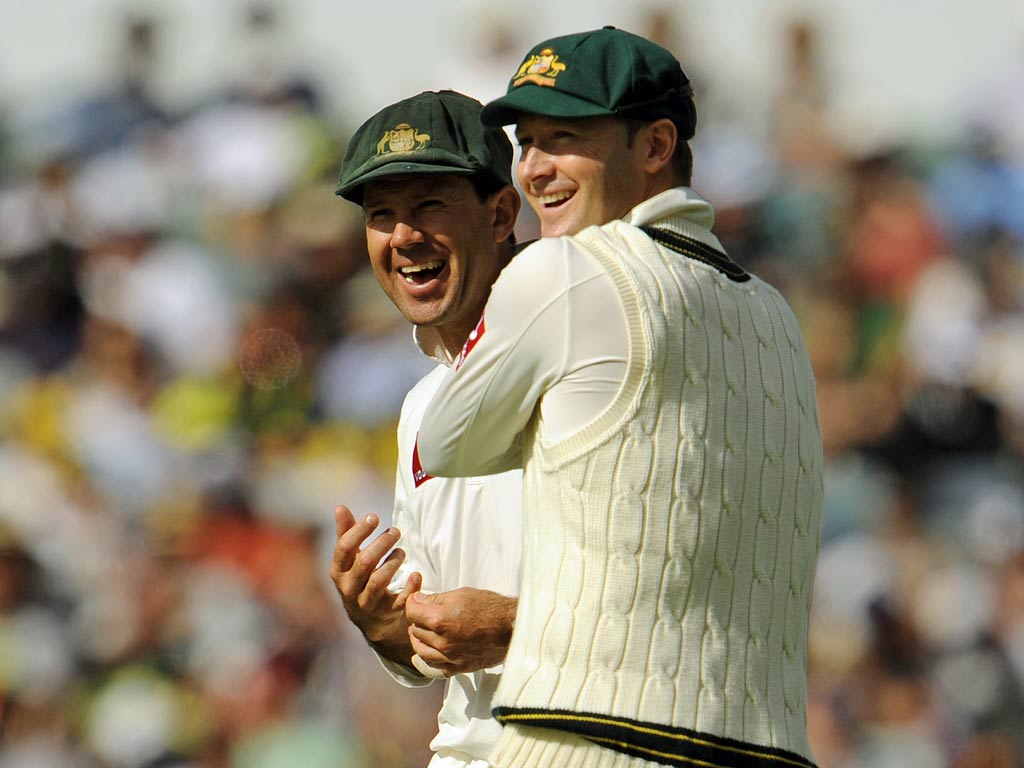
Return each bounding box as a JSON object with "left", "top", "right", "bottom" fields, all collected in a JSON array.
[
  {"left": 358, "top": 548, "right": 406, "bottom": 610},
  {"left": 331, "top": 513, "right": 383, "bottom": 575},
  {"left": 411, "top": 653, "right": 448, "bottom": 679},
  {"left": 339, "top": 525, "right": 403, "bottom": 600},
  {"left": 408, "top": 627, "right": 451, "bottom": 665},
  {"left": 329, "top": 506, "right": 356, "bottom": 580},
  {"left": 408, "top": 622, "right": 448, "bottom": 653},
  {"left": 353, "top": 526, "right": 402, "bottom": 577},
  {"left": 394, "top": 571, "right": 422, "bottom": 610},
  {"left": 333, "top": 505, "right": 357, "bottom": 539}
]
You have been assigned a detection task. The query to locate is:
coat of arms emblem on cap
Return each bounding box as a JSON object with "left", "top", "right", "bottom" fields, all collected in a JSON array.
[
  {"left": 376, "top": 124, "right": 431, "bottom": 155},
  {"left": 512, "top": 49, "right": 566, "bottom": 88}
]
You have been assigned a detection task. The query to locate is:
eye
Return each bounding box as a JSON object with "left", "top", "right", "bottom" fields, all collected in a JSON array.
[
  {"left": 516, "top": 135, "right": 532, "bottom": 149},
  {"left": 364, "top": 207, "right": 396, "bottom": 232}
]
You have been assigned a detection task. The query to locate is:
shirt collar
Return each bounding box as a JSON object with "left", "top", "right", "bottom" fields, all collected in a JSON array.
[
  {"left": 413, "top": 325, "right": 455, "bottom": 366},
  {"left": 622, "top": 187, "right": 726, "bottom": 255},
  {"left": 625, "top": 187, "right": 715, "bottom": 228}
]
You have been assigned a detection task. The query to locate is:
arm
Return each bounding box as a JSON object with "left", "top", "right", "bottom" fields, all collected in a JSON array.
[{"left": 418, "top": 239, "right": 570, "bottom": 477}]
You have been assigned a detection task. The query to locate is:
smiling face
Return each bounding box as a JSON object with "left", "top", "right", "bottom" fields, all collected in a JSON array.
[
  {"left": 362, "top": 174, "right": 515, "bottom": 352},
  {"left": 515, "top": 114, "right": 651, "bottom": 237}
]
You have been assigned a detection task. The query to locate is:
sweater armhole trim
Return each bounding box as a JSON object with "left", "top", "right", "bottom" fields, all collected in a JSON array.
[{"left": 533, "top": 225, "right": 652, "bottom": 468}]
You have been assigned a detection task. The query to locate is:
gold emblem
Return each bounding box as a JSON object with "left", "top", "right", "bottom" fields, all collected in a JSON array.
[
  {"left": 376, "top": 124, "right": 431, "bottom": 155},
  {"left": 512, "top": 48, "right": 566, "bottom": 88}
]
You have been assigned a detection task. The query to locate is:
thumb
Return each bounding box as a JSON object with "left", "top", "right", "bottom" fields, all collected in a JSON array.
[
  {"left": 395, "top": 571, "right": 422, "bottom": 610},
  {"left": 410, "top": 590, "right": 445, "bottom": 606},
  {"left": 411, "top": 653, "right": 448, "bottom": 680},
  {"left": 406, "top": 588, "right": 446, "bottom": 623}
]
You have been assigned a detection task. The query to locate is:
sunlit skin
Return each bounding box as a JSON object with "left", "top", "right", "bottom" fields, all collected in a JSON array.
[
  {"left": 515, "top": 114, "right": 680, "bottom": 237},
  {"left": 362, "top": 174, "right": 519, "bottom": 356}
]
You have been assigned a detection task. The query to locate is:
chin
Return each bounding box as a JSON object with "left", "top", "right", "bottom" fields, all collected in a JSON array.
[{"left": 539, "top": 219, "right": 572, "bottom": 238}]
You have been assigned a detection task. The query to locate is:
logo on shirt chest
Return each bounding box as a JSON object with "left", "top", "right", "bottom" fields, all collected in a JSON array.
[{"left": 412, "top": 435, "right": 434, "bottom": 488}]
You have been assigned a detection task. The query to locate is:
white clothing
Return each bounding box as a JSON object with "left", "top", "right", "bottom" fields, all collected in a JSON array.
[
  {"left": 428, "top": 750, "right": 493, "bottom": 768},
  {"left": 376, "top": 325, "right": 523, "bottom": 767},
  {"left": 420, "top": 188, "right": 824, "bottom": 768},
  {"left": 419, "top": 190, "right": 721, "bottom": 464}
]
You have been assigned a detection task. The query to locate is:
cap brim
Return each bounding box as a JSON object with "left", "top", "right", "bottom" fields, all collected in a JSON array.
[
  {"left": 336, "top": 161, "right": 476, "bottom": 203},
  {"left": 481, "top": 87, "right": 614, "bottom": 127}
]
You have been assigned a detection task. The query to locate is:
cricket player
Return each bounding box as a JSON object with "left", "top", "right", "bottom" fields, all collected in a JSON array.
[
  {"left": 418, "top": 28, "right": 824, "bottom": 768},
  {"left": 329, "top": 90, "right": 523, "bottom": 768}
]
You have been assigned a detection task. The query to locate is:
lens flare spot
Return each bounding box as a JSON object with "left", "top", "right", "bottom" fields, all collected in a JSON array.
[{"left": 238, "top": 329, "right": 302, "bottom": 390}]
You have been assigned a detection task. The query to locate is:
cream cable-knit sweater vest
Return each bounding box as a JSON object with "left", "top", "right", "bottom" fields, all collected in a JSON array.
[{"left": 490, "top": 218, "right": 823, "bottom": 768}]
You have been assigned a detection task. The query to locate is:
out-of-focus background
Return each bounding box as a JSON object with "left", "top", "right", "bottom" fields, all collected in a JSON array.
[{"left": 0, "top": 1, "right": 1023, "bottom": 766}]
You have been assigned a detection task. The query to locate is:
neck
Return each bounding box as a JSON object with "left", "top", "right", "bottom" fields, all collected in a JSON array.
[
  {"left": 436, "top": 322, "right": 476, "bottom": 360},
  {"left": 643, "top": 173, "right": 680, "bottom": 204}
]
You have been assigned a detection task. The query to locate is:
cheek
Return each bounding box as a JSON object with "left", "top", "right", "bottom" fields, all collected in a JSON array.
[
  {"left": 462, "top": 252, "right": 498, "bottom": 290},
  {"left": 515, "top": 161, "right": 529, "bottom": 188},
  {"left": 366, "top": 238, "right": 399, "bottom": 279}
]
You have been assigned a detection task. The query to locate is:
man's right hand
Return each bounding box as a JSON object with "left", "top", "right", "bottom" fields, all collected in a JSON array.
[{"left": 329, "top": 505, "right": 421, "bottom": 666}]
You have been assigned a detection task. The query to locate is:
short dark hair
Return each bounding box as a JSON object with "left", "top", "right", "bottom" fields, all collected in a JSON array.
[
  {"left": 622, "top": 118, "right": 693, "bottom": 186},
  {"left": 467, "top": 173, "right": 508, "bottom": 202},
  {"left": 468, "top": 174, "right": 517, "bottom": 248}
]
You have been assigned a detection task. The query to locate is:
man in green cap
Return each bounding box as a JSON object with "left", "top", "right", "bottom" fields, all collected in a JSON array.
[
  {"left": 329, "top": 89, "right": 523, "bottom": 768},
  {"left": 418, "top": 28, "right": 824, "bottom": 768}
]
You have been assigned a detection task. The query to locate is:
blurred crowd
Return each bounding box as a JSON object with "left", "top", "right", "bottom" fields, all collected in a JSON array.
[{"left": 1, "top": 6, "right": 1023, "bottom": 768}]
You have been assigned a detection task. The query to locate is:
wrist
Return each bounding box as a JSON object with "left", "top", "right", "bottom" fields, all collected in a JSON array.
[
  {"left": 496, "top": 595, "right": 517, "bottom": 645},
  {"left": 366, "top": 630, "right": 415, "bottom": 668}
]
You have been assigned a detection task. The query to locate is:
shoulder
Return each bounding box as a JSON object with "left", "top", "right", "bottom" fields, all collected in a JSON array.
[
  {"left": 492, "top": 235, "right": 606, "bottom": 305},
  {"left": 501, "top": 236, "right": 573, "bottom": 279}
]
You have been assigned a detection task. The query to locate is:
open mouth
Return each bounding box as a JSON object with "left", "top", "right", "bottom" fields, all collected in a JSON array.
[
  {"left": 538, "top": 190, "right": 575, "bottom": 209},
  {"left": 399, "top": 259, "right": 446, "bottom": 285}
]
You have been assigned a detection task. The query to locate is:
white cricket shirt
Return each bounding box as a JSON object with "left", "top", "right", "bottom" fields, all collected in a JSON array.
[{"left": 377, "top": 325, "right": 523, "bottom": 767}]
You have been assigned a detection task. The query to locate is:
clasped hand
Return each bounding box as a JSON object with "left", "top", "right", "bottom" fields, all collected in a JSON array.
[{"left": 329, "top": 505, "right": 516, "bottom": 677}]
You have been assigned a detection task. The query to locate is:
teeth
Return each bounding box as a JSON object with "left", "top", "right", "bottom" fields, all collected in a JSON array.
[
  {"left": 538, "top": 190, "right": 574, "bottom": 205},
  {"left": 400, "top": 259, "right": 444, "bottom": 282}
]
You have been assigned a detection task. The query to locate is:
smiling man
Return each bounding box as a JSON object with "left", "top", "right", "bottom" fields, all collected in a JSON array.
[
  {"left": 330, "top": 90, "right": 523, "bottom": 768},
  {"left": 417, "top": 28, "right": 825, "bottom": 768}
]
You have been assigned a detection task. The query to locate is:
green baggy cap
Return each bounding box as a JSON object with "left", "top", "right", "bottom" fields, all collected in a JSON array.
[
  {"left": 481, "top": 26, "right": 696, "bottom": 139},
  {"left": 336, "top": 90, "right": 514, "bottom": 204}
]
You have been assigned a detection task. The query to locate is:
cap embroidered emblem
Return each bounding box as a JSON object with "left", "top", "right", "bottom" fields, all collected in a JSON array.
[
  {"left": 376, "top": 123, "right": 431, "bottom": 155},
  {"left": 512, "top": 48, "right": 566, "bottom": 88}
]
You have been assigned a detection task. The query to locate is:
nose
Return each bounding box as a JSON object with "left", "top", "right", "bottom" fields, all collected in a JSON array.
[
  {"left": 390, "top": 220, "right": 425, "bottom": 249},
  {"left": 518, "top": 146, "right": 555, "bottom": 191}
]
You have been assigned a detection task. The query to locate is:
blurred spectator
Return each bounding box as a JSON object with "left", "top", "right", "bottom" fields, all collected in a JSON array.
[{"left": 0, "top": 6, "right": 1022, "bottom": 768}]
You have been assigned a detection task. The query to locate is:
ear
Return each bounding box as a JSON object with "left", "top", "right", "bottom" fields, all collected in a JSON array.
[
  {"left": 642, "top": 118, "right": 678, "bottom": 176},
  {"left": 491, "top": 185, "right": 521, "bottom": 243}
]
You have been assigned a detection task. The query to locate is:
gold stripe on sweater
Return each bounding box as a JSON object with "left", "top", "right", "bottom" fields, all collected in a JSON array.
[{"left": 495, "top": 708, "right": 817, "bottom": 768}]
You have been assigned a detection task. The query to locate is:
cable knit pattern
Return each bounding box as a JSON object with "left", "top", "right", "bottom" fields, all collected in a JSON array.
[{"left": 490, "top": 216, "right": 823, "bottom": 768}]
